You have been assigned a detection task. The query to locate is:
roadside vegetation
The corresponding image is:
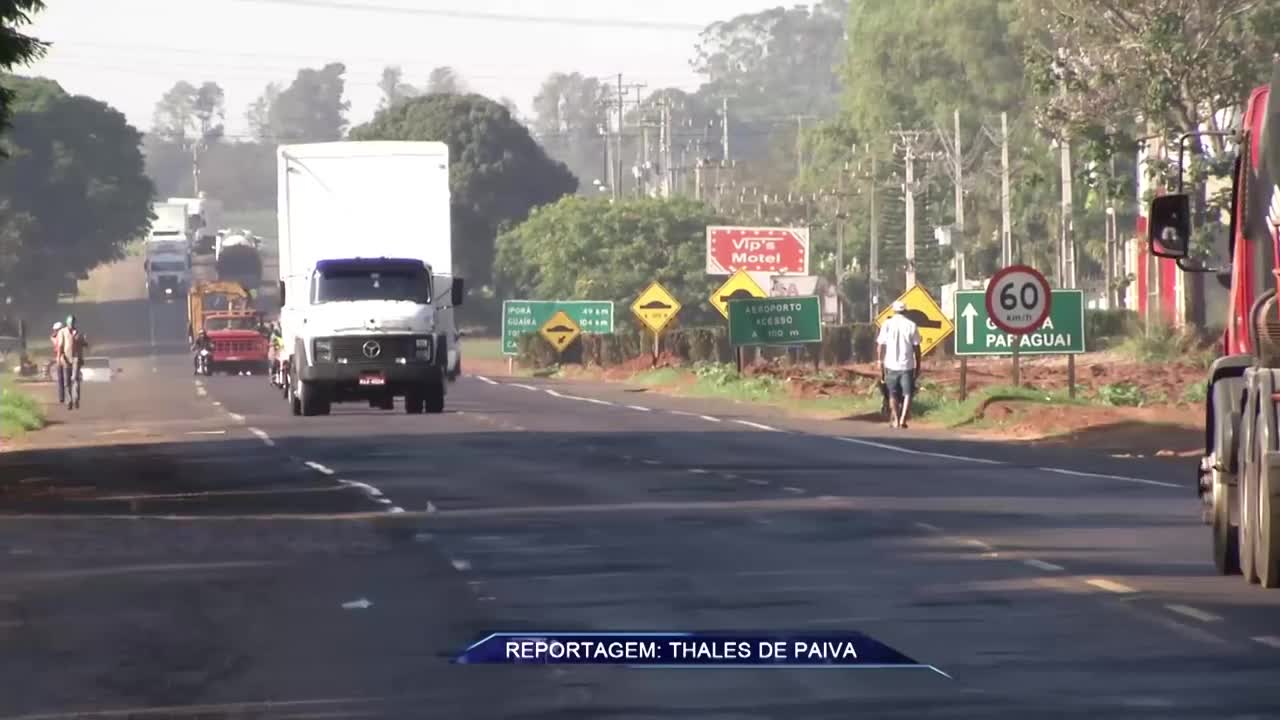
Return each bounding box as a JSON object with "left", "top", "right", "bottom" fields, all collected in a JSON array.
[{"left": 0, "top": 375, "right": 44, "bottom": 437}]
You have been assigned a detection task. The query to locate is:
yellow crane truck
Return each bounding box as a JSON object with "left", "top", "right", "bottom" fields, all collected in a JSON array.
[{"left": 187, "top": 280, "right": 254, "bottom": 344}]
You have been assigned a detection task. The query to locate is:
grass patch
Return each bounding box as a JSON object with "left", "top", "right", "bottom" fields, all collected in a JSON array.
[
  {"left": 462, "top": 337, "right": 505, "bottom": 361},
  {"left": 894, "top": 382, "right": 1083, "bottom": 428},
  {"left": 0, "top": 380, "right": 46, "bottom": 437},
  {"left": 1115, "top": 323, "right": 1214, "bottom": 366},
  {"left": 633, "top": 363, "right": 879, "bottom": 417}
]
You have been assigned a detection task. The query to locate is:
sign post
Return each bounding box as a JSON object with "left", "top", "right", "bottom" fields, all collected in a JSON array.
[
  {"left": 982, "top": 265, "right": 1053, "bottom": 387},
  {"left": 631, "top": 281, "right": 682, "bottom": 364},
  {"left": 954, "top": 287, "right": 1085, "bottom": 396}
]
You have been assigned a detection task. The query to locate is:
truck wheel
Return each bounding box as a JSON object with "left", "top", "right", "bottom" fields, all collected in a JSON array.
[
  {"left": 1243, "top": 400, "right": 1262, "bottom": 584},
  {"left": 1210, "top": 382, "right": 1241, "bottom": 574},
  {"left": 425, "top": 380, "right": 445, "bottom": 414},
  {"left": 1256, "top": 381, "right": 1280, "bottom": 587},
  {"left": 379, "top": 395, "right": 395, "bottom": 410},
  {"left": 299, "top": 381, "right": 330, "bottom": 416},
  {"left": 289, "top": 381, "right": 301, "bottom": 416},
  {"left": 404, "top": 392, "right": 425, "bottom": 414}
]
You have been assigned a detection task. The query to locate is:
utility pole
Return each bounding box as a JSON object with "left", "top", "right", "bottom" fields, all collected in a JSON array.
[
  {"left": 191, "top": 139, "right": 202, "bottom": 195},
  {"left": 953, "top": 109, "right": 966, "bottom": 290},
  {"left": 1059, "top": 136, "right": 1076, "bottom": 289},
  {"left": 721, "top": 97, "right": 730, "bottom": 162},
  {"left": 615, "top": 74, "right": 623, "bottom": 201},
  {"left": 891, "top": 129, "right": 931, "bottom": 289},
  {"left": 999, "top": 112, "right": 1012, "bottom": 266},
  {"left": 869, "top": 153, "right": 878, "bottom": 321}
]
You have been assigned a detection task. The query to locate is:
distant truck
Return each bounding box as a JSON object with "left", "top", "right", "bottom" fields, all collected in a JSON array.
[
  {"left": 216, "top": 232, "right": 263, "bottom": 290},
  {"left": 169, "top": 194, "right": 223, "bottom": 254},
  {"left": 187, "top": 280, "right": 254, "bottom": 342},
  {"left": 277, "top": 141, "right": 462, "bottom": 416},
  {"left": 200, "top": 310, "right": 269, "bottom": 375},
  {"left": 144, "top": 246, "right": 191, "bottom": 300}
]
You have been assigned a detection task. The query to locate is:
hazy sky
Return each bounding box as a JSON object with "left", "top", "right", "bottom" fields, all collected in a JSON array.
[{"left": 20, "top": 0, "right": 786, "bottom": 137}]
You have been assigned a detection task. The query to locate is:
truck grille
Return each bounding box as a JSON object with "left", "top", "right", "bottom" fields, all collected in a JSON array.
[
  {"left": 215, "top": 339, "right": 264, "bottom": 353},
  {"left": 327, "top": 336, "right": 425, "bottom": 361}
]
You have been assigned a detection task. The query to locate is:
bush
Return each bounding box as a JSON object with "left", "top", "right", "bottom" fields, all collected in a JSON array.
[
  {"left": 0, "top": 385, "right": 45, "bottom": 436},
  {"left": 583, "top": 330, "right": 647, "bottom": 366},
  {"left": 668, "top": 327, "right": 731, "bottom": 364},
  {"left": 1097, "top": 381, "right": 1145, "bottom": 407},
  {"left": 1087, "top": 309, "right": 1138, "bottom": 347},
  {"left": 851, "top": 323, "right": 878, "bottom": 362}
]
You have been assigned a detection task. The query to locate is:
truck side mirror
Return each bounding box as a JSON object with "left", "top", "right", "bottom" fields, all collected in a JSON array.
[
  {"left": 451, "top": 278, "right": 465, "bottom": 306},
  {"left": 1148, "top": 194, "right": 1191, "bottom": 259}
]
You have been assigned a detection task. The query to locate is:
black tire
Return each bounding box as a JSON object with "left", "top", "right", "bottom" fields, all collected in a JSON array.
[
  {"left": 379, "top": 395, "right": 395, "bottom": 410},
  {"left": 404, "top": 392, "right": 425, "bottom": 414},
  {"left": 1243, "top": 395, "right": 1261, "bottom": 585},
  {"left": 290, "top": 381, "right": 301, "bottom": 416},
  {"left": 1212, "top": 478, "right": 1240, "bottom": 575},
  {"left": 299, "top": 381, "right": 330, "bottom": 416},
  {"left": 425, "top": 380, "right": 445, "bottom": 414}
]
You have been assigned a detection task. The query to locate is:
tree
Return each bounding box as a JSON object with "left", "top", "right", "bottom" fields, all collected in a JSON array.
[
  {"left": 0, "top": 75, "right": 153, "bottom": 304},
  {"left": 246, "top": 82, "right": 281, "bottom": 141},
  {"left": 1021, "top": 0, "right": 1280, "bottom": 148},
  {"left": 350, "top": 93, "right": 577, "bottom": 286},
  {"left": 531, "top": 72, "right": 609, "bottom": 187},
  {"left": 495, "top": 196, "right": 723, "bottom": 322},
  {"left": 426, "top": 66, "right": 465, "bottom": 95},
  {"left": 378, "top": 65, "right": 419, "bottom": 109},
  {"left": 691, "top": 0, "right": 847, "bottom": 121},
  {"left": 152, "top": 80, "right": 224, "bottom": 143},
  {"left": 0, "top": 1, "right": 45, "bottom": 136},
  {"left": 266, "top": 63, "right": 349, "bottom": 142}
]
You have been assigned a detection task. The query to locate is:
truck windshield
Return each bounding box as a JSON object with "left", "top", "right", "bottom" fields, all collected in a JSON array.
[
  {"left": 205, "top": 316, "right": 259, "bottom": 331},
  {"left": 313, "top": 268, "right": 430, "bottom": 303},
  {"left": 151, "top": 261, "right": 187, "bottom": 271}
]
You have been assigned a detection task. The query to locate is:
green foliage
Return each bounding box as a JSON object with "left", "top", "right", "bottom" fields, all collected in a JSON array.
[
  {"left": 1086, "top": 309, "right": 1138, "bottom": 346},
  {"left": 0, "top": 381, "right": 44, "bottom": 436},
  {"left": 1181, "top": 382, "right": 1208, "bottom": 405},
  {"left": 0, "top": 1, "right": 44, "bottom": 138},
  {"left": 1097, "top": 382, "right": 1146, "bottom": 407},
  {"left": 262, "top": 63, "right": 350, "bottom": 142},
  {"left": 1116, "top": 322, "right": 1213, "bottom": 365},
  {"left": 495, "top": 195, "right": 724, "bottom": 322},
  {"left": 0, "top": 75, "right": 154, "bottom": 305},
  {"left": 151, "top": 80, "right": 225, "bottom": 143},
  {"left": 353, "top": 93, "right": 577, "bottom": 286}
]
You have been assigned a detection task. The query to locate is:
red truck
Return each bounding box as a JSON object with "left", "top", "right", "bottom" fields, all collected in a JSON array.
[
  {"left": 201, "top": 310, "right": 270, "bottom": 375},
  {"left": 1148, "top": 63, "right": 1280, "bottom": 587}
]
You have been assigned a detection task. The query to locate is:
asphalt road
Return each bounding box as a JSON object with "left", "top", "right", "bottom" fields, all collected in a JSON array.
[{"left": 2, "top": 260, "right": 1279, "bottom": 718}]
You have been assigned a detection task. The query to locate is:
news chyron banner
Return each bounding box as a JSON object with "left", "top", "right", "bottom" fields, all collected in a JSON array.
[{"left": 454, "top": 632, "right": 945, "bottom": 674}]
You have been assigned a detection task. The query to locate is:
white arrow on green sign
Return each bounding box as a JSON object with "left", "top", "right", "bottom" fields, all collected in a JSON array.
[{"left": 954, "top": 289, "right": 1085, "bottom": 356}]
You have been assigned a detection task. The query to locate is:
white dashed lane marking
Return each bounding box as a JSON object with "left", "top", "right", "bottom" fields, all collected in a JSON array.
[
  {"left": 304, "top": 461, "right": 336, "bottom": 476},
  {"left": 1252, "top": 635, "right": 1280, "bottom": 649},
  {"left": 1023, "top": 559, "right": 1064, "bottom": 572},
  {"left": 732, "top": 420, "right": 783, "bottom": 432},
  {"left": 626, "top": 405, "right": 651, "bottom": 412},
  {"left": 475, "top": 375, "right": 499, "bottom": 385},
  {"left": 1164, "top": 604, "right": 1222, "bottom": 623},
  {"left": 1087, "top": 578, "right": 1138, "bottom": 594}
]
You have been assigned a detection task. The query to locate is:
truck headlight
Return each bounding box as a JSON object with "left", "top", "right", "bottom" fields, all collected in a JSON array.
[
  {"left": 415, "top": 337, "right": 432, "bottom": 360},
  {"left": 314, "top": 338, "right": 332, "bottom": 362}
]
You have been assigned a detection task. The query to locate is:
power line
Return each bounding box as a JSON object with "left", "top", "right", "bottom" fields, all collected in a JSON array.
[{"left": 219, "top": 0, "right": 706, "bottom": 31}]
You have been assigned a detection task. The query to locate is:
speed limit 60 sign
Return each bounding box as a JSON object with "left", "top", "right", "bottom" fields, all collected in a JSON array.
[{"left": 985, "top": 265, "right": 1052, "bottom": 334}]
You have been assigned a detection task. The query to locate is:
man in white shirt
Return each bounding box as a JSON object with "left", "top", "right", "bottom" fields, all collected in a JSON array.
[{"left": 876, "top": 300, "right": 922, "bottom": 428}]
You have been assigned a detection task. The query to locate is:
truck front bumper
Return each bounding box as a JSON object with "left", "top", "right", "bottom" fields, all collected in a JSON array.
[{"left": 300, "top": 361, "right": 443, "bottom": 399}]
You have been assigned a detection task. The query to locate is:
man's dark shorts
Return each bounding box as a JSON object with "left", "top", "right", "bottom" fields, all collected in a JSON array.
[{"left": 885, "top": 369, "right": 915, "bottom": 397}]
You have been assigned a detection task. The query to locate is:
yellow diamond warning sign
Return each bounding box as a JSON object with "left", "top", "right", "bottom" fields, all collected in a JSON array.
[
  {"left": 539, "top": 310, "right": 581, "bottom": 353},
  {"left": 874, "top": 284, "right": 954, "bottom": 357},
  {"left": 631, "top": 281, "right": 682, "bottom": 334},
  {"left": 709, "top": 269, "right": 767, "bottom": 319}
]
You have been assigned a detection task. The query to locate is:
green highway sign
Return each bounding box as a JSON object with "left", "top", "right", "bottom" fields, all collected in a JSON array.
[
  {"left": 727, "top": 296, "right": 822, "bottom": 347},
  {"left": 502, "top": 300, "right": 614, "bottom": 355},
  {"left": 953, "top": 289, "right": 1085, "bottom": 356}
]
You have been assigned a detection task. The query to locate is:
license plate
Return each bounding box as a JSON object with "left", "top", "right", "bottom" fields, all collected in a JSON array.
[{"left": 359, "top": 375, "right": 386, "bottom": 386}]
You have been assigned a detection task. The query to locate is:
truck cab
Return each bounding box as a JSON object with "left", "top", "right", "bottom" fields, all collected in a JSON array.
[
  {"left": 201, "top": 310, "right": 269, "bottom": 375},
  {"left": 282, "top": 256, "right": 461, "bottom": 415}
]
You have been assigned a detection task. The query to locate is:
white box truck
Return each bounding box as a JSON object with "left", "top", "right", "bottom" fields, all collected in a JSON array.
[
  {"left": 145, "top": 201, "right": 194, "bottom": 299},
  {"left": 169, "top": 194, "right": 223, "bottom": 254},
  {"left": 276, "top": 141, "right": 463, "bottom": 416}
]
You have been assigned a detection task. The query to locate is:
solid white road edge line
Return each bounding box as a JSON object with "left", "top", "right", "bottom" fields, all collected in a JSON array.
[
  {"left": 512, "top": 383, "right": 539, "bottom": 391},
  {"left": 700, "top": 415, "right": 722, "bottom": 423},
  {"left": 227, "top": 412, "right": 245, "bottom": 423},
  {"left": 627, "top": 405, "right": 651, "bottom": 412},
  {"left": 1036, "top": 466, "right": 1183, "bottom": 489},
  {"left": 733, "top": 420, "right": 783, "bottom": 432},
  {"left": 1251, "top": 635, "right": 1280, "bottom": 649}
]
